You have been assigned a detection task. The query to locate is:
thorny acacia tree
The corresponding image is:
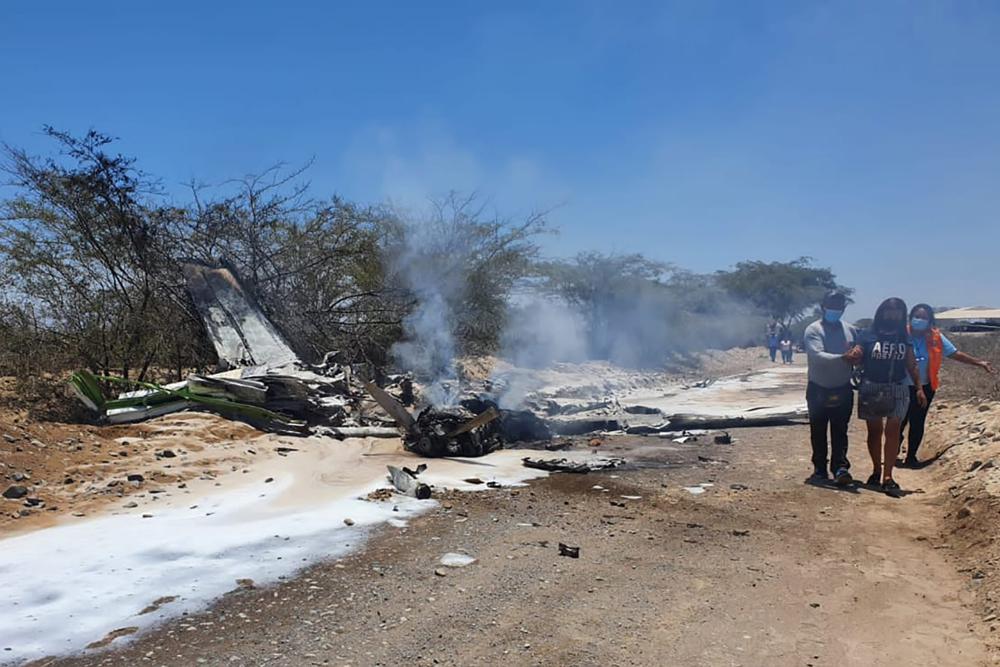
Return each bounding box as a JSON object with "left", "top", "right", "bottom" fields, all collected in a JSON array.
[
  {"left": 0, "top": 129, "right": 850, "bottom": 388},
  {"left": 0, "top": 128, "right": 206, "bottom": 380},
  {"left": 715, "top": 257, "right": 853, "bottom": 330},
  {"left": 384, "top": 192, "right": 548, "bottom": 363},
  {"left": 0, "top": 130, "right": 548, "bottom": 381}
]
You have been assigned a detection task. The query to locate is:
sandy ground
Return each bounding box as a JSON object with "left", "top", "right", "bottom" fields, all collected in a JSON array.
[
  {"left": 6, "top": 348, "right": 999, "bottom": 666},
  {"left": 33, "top": 415, "right": 993, "bottom": 666},
  {"left": 0, "top": 412, "right": 270, "bottom": 535}
]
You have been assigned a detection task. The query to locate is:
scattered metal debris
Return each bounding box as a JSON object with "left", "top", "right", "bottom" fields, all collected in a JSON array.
[
  {"left": 558, "top": 543, "right": 580, "bottom": 558},
  {"left": 386, "top": 465, "right": 432, "bottom": 499},
  {"left": 521, "top": 457, "right": 625, "bottom": 474}
]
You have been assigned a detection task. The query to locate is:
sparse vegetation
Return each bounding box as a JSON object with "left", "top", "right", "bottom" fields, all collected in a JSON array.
[{"left": 0, "top": 129, "right": 851, "bottom": 384}]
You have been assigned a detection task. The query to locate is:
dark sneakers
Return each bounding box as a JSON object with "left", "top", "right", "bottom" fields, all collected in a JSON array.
[
  {"left": 810, "top": 469, "right": 830, "bottom": 483},
  {"left": 882, "top": 479, "right": 902, "bottom": 498},
  {"left": 834, "top": 468, "right": 853, "bottom": 486}
]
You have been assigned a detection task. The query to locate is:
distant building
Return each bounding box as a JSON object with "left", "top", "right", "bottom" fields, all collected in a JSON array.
[{"left": 935, "top": 306, "right": 1000, "bottom": 332}]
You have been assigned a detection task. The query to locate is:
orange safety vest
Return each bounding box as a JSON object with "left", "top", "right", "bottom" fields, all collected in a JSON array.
[
  {"left": 908, "top": 325, "right": 945, "bottom": 390},
  {"left": 927, "top": 327, "right": 944, "bottom": 391}
]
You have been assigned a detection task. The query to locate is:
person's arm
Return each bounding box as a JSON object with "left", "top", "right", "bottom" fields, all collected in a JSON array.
[
  {"left": 948, "top": 351, "right": 996, "bottom": 375},
  {"left": 804, "top": 326, "right": 853, "bottom": 363},
  {"left": 906, "top": 346, "right": 928, "bottom": 407}
]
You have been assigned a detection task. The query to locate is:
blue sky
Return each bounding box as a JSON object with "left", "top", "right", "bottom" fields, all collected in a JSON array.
[{"left": 2, "top": 1, "right": 999, "bottom": 317}]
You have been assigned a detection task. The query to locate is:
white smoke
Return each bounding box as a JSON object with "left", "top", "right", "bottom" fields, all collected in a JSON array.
[{"left": 387, "top": 214, "right": 466, "bottom": 406}]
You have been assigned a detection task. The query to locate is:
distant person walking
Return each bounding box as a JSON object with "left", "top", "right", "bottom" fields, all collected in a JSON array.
[
  {"left": 767, "top": 331, "right": 779, "bottom": 363},
  {"left": 780, "top": 335, "right": 794, "bottom": 364},
  {"left": 852, "top": 298, "right": 924, "bottom": 497},
  {"left": 804, "top": 292, "right": 860, "bottom": 485},
  {"left": 900, "top": 303, "right": 996, "bottom": 467}
]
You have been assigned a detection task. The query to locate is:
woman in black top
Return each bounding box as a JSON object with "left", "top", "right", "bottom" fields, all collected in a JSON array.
[{"left": 850, "top": 298, "right": 925, "bottom": 496}]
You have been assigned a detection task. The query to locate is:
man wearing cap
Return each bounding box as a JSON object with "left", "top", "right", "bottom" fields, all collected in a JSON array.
[{"left": 804, "top": 292, "right": 861, "bottom": 485}]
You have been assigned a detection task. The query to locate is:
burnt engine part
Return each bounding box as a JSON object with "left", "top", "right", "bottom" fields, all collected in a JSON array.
[{"left": 404, "top": 405, "right": 503, "bottom": 458}]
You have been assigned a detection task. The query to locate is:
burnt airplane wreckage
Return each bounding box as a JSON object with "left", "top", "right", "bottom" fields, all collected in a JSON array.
[
  {"left": 69, "top": 261, "right": 803, "bottom": 458},
  {"left": 69, "top": 261, "right": 557, "bottom": 457}
]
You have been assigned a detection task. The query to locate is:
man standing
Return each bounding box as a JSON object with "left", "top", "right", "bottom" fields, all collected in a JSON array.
[
  {"left": 766, "top": 319, "right": 780, "bottom": 362},
  {"left": 804, "top": 292, "right": 860, "bottom": 485}
]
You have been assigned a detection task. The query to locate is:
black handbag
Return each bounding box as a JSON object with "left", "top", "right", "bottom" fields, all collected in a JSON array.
[
  {"left": 858, "top": 382, "right": 895, "bottom": 417},
  {"left": 855, "top": 344, "right": 898, "bottom": 418}
]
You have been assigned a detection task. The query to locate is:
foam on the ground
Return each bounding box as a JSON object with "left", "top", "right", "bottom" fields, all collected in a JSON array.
[
  {"left": 621, "top": 365, "right": 807, "bottom": 417},
  {"left": 0, "top": 441, "right": 601, "bottom": 663}
]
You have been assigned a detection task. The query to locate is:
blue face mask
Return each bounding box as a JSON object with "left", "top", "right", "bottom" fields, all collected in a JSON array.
[
  {"left": 911, "top": 317, "right": 930, "bottom": 331},
  {"left": 823, "top": 309, "right": 844, "bottom": 323}
]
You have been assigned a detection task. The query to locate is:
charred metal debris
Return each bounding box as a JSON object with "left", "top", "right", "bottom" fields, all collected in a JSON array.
[{"left": 68, "top": 261, "right": 756, "bottom": 458}]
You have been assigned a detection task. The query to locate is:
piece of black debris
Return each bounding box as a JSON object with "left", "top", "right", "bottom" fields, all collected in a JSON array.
[
  {"left": 3, "top": 485, "right": 29, "bottom": 500},
  {"left": 522, "top": 457, "right": 624, "bottom": 474},
  {"left": 464, "top": 478, "right": 485, "bottom": 485},
  {"left": 543, "top": 440, "right": 573, "bottom": 451},
  {"left": 558, "top": 543, "right": 580, "bottom": 558},
  {"left": 714, "top": 432, "right": 733, "bottom": 445},
  {"left": 523, "top": 457, "right": 590, "bottom": 474}
]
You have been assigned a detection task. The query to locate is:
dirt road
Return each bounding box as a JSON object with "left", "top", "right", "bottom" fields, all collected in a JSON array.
[{"left": 43, "top": 417, "right": 988, "bottom": 666}]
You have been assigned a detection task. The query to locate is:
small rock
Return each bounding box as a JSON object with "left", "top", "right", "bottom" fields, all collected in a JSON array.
[
  {"left": 810, "top": 602, "right": 821, "bottom": 608},
  {"left": 23, "top": 497, "right": 43, "bottom": 507},
  {"left": 343, "top": 518, "right": 355, "bottom": 526},
  {"left": 236, "top": 578, "right": 255, "bottom": 589},
  {"left": 11, "top": 472, "right": 27, "bottom": 482},
  {"left": 434, "top": 568, "right": 448, "bottom": 577},
  {"left": 732, "top": 529, "right": 751, "bottom": 537},
  {"left": 2, "top": 486, "right": 28, "bottom": 500},
  {"left": 978, "top": 405, "right": 992, "bottom": 412},
  {"left": 264, "top": 477, "right": 274, "bottom": 484},
  {"left": 439, "top": 553, "right": 477, "bottom": 568},
  {"left": 126, "top": 474, "right": 144, "bottom": 483},
  {"left": 123, "top": 502, "right": 138, "bottom": 509},
  {"left": 157, "top": 450, "right": 176, "bottom": 458},
  {"left": 2, "top": 434, "right": 15, "bottom": 443}
]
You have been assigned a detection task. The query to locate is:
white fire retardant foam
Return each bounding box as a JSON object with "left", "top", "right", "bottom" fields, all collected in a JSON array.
[
  {"left": 0, "top": 446, "right": 601, "bottom": 663},
  {"left": 0, "top": 477, "right": 425, "bottom": 663}
]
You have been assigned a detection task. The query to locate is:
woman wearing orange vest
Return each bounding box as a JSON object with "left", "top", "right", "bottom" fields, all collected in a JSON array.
[{"left": 901, "top": 303, "right": 996, "bottom": 467}]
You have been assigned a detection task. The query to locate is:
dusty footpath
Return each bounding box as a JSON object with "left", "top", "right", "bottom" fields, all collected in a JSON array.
[{"left": 31, "top": 410, "right": 1000, "bottom": 666}]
